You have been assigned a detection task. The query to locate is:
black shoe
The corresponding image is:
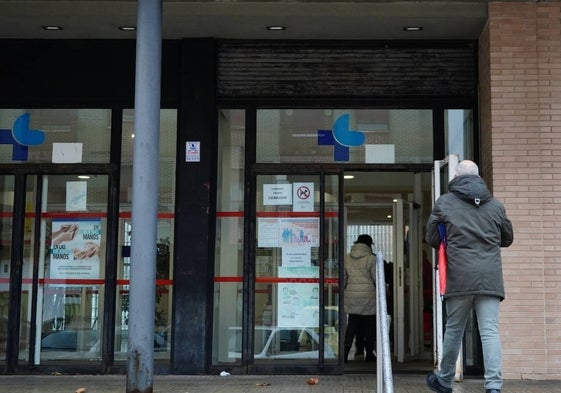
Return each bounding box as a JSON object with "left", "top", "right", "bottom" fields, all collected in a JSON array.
[
  {"left": 426, "top": 372, "right": 452, "bottom": 393},
  {"left": 486, "top": 390, "right": 501, "bottom": 393},
  {"left": 365, "top": 354, "right": 376, "bottom": 362}
]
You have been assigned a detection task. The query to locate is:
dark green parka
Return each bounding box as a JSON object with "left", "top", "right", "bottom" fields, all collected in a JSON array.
[{"left": 425, "top": 174, "right": 513, "bottom": 300}]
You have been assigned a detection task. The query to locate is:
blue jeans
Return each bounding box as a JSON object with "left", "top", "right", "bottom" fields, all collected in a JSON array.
[{"left": 437, "top": 295, "right": 502, "bottom": 391}]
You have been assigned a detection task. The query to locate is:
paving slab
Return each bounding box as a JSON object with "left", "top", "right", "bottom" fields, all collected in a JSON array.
[{"left": 0, "top": 374, "right": 558, "bottom": 393}]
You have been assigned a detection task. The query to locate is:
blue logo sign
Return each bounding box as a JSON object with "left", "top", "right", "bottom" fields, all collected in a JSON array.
[
  {"left": 317, "top": 114, "right": 365, "bottom": 161},
  {"left": 0, "top": 114, "right": 45, "bottom": 161}
]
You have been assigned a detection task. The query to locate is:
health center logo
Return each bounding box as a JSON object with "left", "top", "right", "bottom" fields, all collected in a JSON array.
[
  {"left": 0, "top": 113, "right": 45, "bottom": 161},
  {"left": 317, "top": 114, "right": 365, "bottom": 161}
]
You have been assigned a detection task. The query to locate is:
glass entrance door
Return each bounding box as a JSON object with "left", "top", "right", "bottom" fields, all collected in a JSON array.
[
  {"left": 37, "top": 174, "right": 108, "bottom": 364},
  {"left": 249, "top": 173, "right": 340, "bottom": 369},
  {"left": 0, "top": 173, "right": 108, "bottom": 367}
]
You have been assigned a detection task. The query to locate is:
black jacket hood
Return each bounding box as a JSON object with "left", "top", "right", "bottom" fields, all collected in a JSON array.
[{"left": 448, "top": 175, "right": 492, "bottom": 207}]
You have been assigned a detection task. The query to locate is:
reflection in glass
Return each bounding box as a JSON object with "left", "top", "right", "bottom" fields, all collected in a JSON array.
[
  {"left": 0, "top": 176, "right": 14, "bottom": 363},
  {"left": 256, "top": 109, "right": 433, "bottom": 164},
  {"left": 212, "top": 109, "right": 245, "bottom": 366},
  {"left": 0, "top": 109, "right": 111, "bottom": 164},
  {"left": 39, "top": 175, "right": 108, "bottom": 363},
  {"left": 445, "top": 109, "right": 473, "bottom": 161},
  {"left": 253, "top": 174, "right": 339, "bottom": 364},
  {"left": 116, "top": 109, "right": 177, "bottom": 362}
]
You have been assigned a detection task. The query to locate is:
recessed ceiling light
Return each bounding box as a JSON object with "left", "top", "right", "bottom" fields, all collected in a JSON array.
[
  {"left": 42, "top": 26, "right": 63, "bottom": 31},
  {"left": 403, "top": 26, "right": 423, "bottom": 32},
  {"left": 267, "top": 26, "right": 286, "bottom": 31},
  {"left": 119, "top": 26, "right": 136, "bottom": 31}
]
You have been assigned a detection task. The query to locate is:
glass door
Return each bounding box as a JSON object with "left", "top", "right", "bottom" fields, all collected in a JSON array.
[
  {"left": 393, "top": 198, "right": 422, "bottom": 363},
  {"left": 0, "top": 175, "right": 16, "bottom": 364},
  {"left": 250, "top": 173, "right": 340, "bottom": 369},
  {"left": 37, "top": 174, "right": 107, "bottom": 364},
  {"left": 1, "top": 174, "right": 42, "bottom": 367},
  {"left": 0, "top": 172, "right": 109, "bottom": 367},
  {"left": 432, "top": 155, "right": 459, "bottom": 374}
]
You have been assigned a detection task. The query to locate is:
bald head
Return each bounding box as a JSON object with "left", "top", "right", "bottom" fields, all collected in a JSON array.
[{"left": 455, "top": 160, "right": 479, "bottom": 177}]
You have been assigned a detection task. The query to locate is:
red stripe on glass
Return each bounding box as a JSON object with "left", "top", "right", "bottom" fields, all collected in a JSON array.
[
  {"left": 213, "top": 277, "right": 339, "bottom": 284},
  {"left": 216, "top": 211, "right": 244, "bottom": 217},
  {"left": 118, "top": 212, "right": 174, "bottom": 219}
]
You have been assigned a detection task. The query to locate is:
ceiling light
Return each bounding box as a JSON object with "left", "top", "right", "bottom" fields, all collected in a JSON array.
[
  {"left": 403, "top": 26, "right": 423, "bottom": 32},
  {"left": 267, "top": 26, "right": 286, "bottom": 31},
  {"left": 119, "top": 26, "right": 136, "bottom": 31},
  {"left": 344, "top": 175, "right": 354, "bottom": 179},
  {"left": 42, "top": 26, "right": 63, "bottom": 31},
  {"left": 78, "top": 175, "right": 90, "bottom": 179}
]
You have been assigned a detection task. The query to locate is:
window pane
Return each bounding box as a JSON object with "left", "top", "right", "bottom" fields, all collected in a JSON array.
[
  {"left": 445, "top": 109, "right": 474, "bottom": 161},
  {"left": 0, "top": 109, "right": 111, "bottom": 164},
  {"left": 116, "top": 109, "right": 177, "bottom": 362},
  {"left": 0, "top": 176, "right": 14, "bottom": 363},
  {"left": 256, "top": 109, "right": 433, "bottom": 164},
  {"left": 212, "top": 109, "right": 245, "bottom": 366}
]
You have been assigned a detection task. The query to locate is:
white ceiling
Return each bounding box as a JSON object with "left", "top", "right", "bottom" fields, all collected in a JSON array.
[{"left": 0, "top": 0, "right": 490, "bottom": 40}]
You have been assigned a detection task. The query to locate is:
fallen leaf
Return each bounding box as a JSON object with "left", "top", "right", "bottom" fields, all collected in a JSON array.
[
  {"left": 256, "top": 382, "right": 271, "bottom": 386},
  {"left": 307, "top": 377, "right": 319, "bottom": 385},
  {"left": 75, "top": 388, "right": 87, "bottom": 393}
]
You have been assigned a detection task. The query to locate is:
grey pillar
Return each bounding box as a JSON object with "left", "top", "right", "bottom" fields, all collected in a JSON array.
[{"left": 126, "top": 0, "right": 162, "bottom": 392}]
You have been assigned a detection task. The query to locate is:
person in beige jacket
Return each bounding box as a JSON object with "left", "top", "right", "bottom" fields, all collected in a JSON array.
[{"left": 344, "top": 234, "right": 377, "bottom": 362}]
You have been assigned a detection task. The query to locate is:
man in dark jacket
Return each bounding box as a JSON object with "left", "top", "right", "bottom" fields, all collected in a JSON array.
[{"left": 425, "top": 160, "right": 513, "bottom": 393}]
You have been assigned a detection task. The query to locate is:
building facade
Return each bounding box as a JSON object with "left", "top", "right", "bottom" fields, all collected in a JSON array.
[{"left": 0, "top": 1, "right": 559, "bottom": 381}]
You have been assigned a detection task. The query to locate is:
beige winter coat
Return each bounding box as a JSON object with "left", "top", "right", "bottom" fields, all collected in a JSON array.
[{"left": 344, "top": 243, "right": 376, "bottom": 315}]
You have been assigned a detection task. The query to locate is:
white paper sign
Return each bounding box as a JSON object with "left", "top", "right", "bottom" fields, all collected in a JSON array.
[
  {"left": 257, "top": 217, "right": 279, "bottom": 247},
  {"left": 66, "top": 181, "right": 87, "bottom": 211},
  {"left": 365, "top": 144, "right": 395, "bottom": 163},
  {"left": 282, "top": 247, "right": 311, "bottom": 267},
  {"left": 52, "top": 143, "right": 83, "bottom": 163},
  {"left": 263, "top": 184, "right": 292, "bottom": 205}
]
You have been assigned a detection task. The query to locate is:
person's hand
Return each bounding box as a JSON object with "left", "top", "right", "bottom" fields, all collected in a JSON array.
[
  {"left": 52, "top": 224, "right": 79, "bottom": 245},
  {"left": 72, "top": 242, "right": 100, "bottom": 259}
]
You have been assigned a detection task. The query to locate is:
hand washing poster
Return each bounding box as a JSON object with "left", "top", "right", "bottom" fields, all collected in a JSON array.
[{"left": 50, "top": 219, "right": 101, "bottom": 279}]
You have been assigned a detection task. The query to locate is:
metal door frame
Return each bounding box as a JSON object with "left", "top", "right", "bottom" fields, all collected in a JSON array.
[{"left": 431, "top": 154, "right": 459, "bottom": 376}]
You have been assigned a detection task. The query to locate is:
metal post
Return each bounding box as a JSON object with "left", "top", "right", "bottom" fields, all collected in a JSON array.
[{"left": 126, "top": 1, "right": 162, "bottom": 392}]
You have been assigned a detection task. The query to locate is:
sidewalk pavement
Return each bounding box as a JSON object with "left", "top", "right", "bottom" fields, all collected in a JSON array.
[{"left": 0, "top": 373, "right": 558, "bottom": 393}]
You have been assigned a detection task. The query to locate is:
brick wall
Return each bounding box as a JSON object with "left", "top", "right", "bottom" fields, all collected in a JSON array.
[{"left": 483, "top": 1, "right": 561, "bottom": 380}]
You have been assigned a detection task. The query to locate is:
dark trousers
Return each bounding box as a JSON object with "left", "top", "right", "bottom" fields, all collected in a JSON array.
[{"left": 344, "top": 314, "right": 376, "bottom": 358}]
